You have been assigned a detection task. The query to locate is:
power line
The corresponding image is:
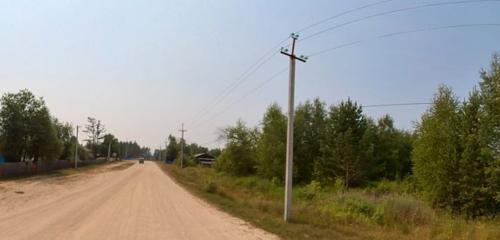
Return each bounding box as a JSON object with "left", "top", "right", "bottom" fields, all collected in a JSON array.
[
  {"left": 296, "top": 0, "right": 395, "bottom": 34},
  {"left": 307, "top": 23, "right": 500, "bottom": 57},
  {"left": 300, "top": 0, "right": 500, "bottom": 42},
  {"left": 189, "top": 51, "right": 281, "bottom": 128},
  {"left": 362, "top": 102, "right": 432, "bottom": 108},
  {"left": 186, "top": 37, "right": 289, "bottom": 126},
  {"left": 192, "top": 67, "right": 288, "bottom": 130}
]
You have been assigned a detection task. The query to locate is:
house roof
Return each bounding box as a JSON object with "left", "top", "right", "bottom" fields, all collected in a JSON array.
[{"left": 194, "top": 153, "right": 215, "bottom": 159}]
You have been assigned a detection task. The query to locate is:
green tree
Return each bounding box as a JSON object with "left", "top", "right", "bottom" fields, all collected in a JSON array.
[
  {"left": 84, "top": 117, "right": 106, "bottom": 158},
  {"left": 413, "top": 85, "right": 462, "bottom": 212},
  {"left": 295, "top": 98, "right": 327, "bottom": 183},
  {"left": 214, "top": 120, "right": 258, "bottom": 176},
  {"left": 319, "top": 99, "right": 370, "bottom": 187},
  {"left": 479, "top": 54, "right": 500, "bottom": 214},
  {"left": 0, "top": 89, "right": 62, "bottom": 163},
  {"left": 372, "top": 115, "right": 413, "bottom": 180},
  {"left": 100, "top": 134, "right": 118, "bottom": 159},
  {"left": 166, "top": 135, "right": 178, "bottom": 161},
  {"left": 459, "top": 89, "right": 491, "bottom": 217},
  {"left": 256, "top": 103, "right": 287, "bottom": 180},
  {"left": 53, "top": 119, "right": 74, "bottom": 160}
]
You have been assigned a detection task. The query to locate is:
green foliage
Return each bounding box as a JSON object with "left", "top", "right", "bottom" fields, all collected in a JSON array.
[
  {"left": 164, "top": 164, "right": 500, "bottom": 240},
  {"left": 204, "top": 179, "right": 218, "bottom": 193},
  {"left": 0, "top": 89, "right": 62, "bottom": 163},
  {"left": 372, "top": 115, "right": 413, "bottom": 180},
  {"left": 297, "top": 180, "right": 322, "bottom": 201},
  {"left": 413, "top": 54, "right": 500, "bottom": 217},
  {"left": 479, "top": 53, "right": 500, "bottom": 214},
  {"left": 367, "top": 177, "right": 420, "bottom": 196},
  {"left": 294, "top": 98, "right": 327, "bottom": 183},
  {"left": 214, "top": 120, "right": 258, "bottom": 175},
  {"left": 413, "top": 85, "right": 462, "bottom": 212},
  {"left": 319, "top": 99, "right": 371, "bottom": 187},
  {"left": 373, "top": 195, "right": 434, "bottom": 227},
  {"left": 166, "top": 134, "right": 178, "bottom": 161},
  {"left": 83, "top": 117, "right": 106, "bottom": 158},
  {"left": 53, "top": 119, "right": 74, "bottom": 160},
  {"left": 256, "top": 103, "right": 287, "bottom": 180}
]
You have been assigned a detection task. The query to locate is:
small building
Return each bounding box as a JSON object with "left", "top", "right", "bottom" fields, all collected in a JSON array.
[{"left": 194, "top": 153, "right": 215, "bottom": 166}]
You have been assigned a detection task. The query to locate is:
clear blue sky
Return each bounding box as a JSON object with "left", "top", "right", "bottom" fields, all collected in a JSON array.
[{"left": 1, "top": 0, "right": 499, "bottom": 150}]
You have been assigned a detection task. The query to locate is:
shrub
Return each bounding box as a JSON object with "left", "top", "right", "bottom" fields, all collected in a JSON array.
[
  {"left": 368, "top": 177, "right": 420, "bottom": 195},
  {"left": 323, "top": 193, "right": 376, "bottom": 223},
  {"left": 374, "top": 195, "right": 434, "bottom": 227},
  {"left": 204, "top": 180, "right": 218, "bottom": 194},
  {"left": 299, "top": 180, "right": 322, "bottom": 201}
]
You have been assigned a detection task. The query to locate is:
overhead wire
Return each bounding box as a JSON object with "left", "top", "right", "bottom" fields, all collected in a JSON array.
[
  {"left": 185, "top": 37, "right": 289, "bottom": 126},
  {"left": 189, "top": 50, "right": 282, "bottom": 127},
  {"left": 300, "top": 0, "right": 500, "bottom": 42},
  {"left": 306, "top": 23, "right": 500, "bottom": 57},
  {"left": 192, "top": 67, "right": 288, "bottom": 130},
  {"left": 188, "top": 0, "right": 401, "bottom": 127},
  {"left": 296, "top": 0, "right": 395, "bottom": 34},
  {"left": 189, "top": 1, "right": 500, "bottom": 145},
  {"left": 362, "top": 102, "right": 432, "bottom": 108}
]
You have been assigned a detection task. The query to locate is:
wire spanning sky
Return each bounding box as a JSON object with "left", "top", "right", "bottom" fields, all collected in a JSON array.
[{"left": 1, "top": 0, "right": 499, "bottom": 149}]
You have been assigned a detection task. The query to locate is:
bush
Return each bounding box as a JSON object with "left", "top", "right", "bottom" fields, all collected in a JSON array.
[
  {"left": 368, "top": 177, "right": 419, "bottom": 195},
  {"left": 204, "top": 180, "right": 218, "bottom": 194},
  {"left": 373, "top": 195, "right": 434, "bottom": 227},
  {"left": 298, "top": 180, "right": 322, "bottom": 201},
  {"left": 323, "top": 193, "right": 376, "bottom": 223}
]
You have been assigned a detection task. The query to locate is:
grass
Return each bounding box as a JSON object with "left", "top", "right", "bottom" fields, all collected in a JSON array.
[{"left": 158, "top": 163, "right": 500, "bottom": 240}]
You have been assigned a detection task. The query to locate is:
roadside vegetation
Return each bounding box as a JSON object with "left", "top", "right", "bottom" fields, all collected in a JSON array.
[
  {"left": 165, "top": 53, "right": 500, "bottom": 239},
  {"left": 0, "top": 89, "right": 150, "bottom": 170},
  {"left": 162, "top": 164, "right": 499, "bottom": 240}
]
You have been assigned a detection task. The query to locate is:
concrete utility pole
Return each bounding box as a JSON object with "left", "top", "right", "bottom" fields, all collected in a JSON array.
[
  {"left": 179, "top": 123, "right": 187, "bottom": 168},
  {"left": 280, "top": 33, "right": 307, "bottom": 222},
  {"left": 158, "top": 145, "right": 162, "bottom": 161},
  {"left": 107, "top": 138, "right": 112, "bottom": 162},
  {"left": 124, "top": 139, "right": 129, "bottom": 160},
  {"left": 74, "top": 125, "right": 79, "bottom": 168},
  {"left": 164, "top": 139, "right": 169, "bottom": 162}
]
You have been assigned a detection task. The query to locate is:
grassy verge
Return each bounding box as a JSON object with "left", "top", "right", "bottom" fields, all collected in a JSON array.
[{"left": 158, "top": 163, "right": 500, "bottom": 240}]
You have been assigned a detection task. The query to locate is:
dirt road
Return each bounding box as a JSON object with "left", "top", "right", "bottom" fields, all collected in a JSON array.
[{"left": 0, "top": 161, "right": 278, "bottom": 240}]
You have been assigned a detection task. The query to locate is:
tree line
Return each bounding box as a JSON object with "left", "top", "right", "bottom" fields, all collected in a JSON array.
[
  {"left": 156, "top": 134, "right": 221, "bottom": 163},
  {"left": 213, "top": 54, "right": 499, "bottom": 217},
  {"left": 0, "top": 90, "right": 150, "bottom": 165}
]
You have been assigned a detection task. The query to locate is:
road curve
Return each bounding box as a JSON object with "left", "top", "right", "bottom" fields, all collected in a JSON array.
[{"left": 0, "top": 161, "right": 278, "bottom": 240}]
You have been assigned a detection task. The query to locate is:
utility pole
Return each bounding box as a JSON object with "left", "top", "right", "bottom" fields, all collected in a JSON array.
[
  {"left": 74, "top": 125, "right": 79, "bottom": 168},
  {"left": 179, "top": 123, "right": 187, "bottom": 168},
  {"left": 158, "top": 145, "right": 162, "bottom": 161},
  {"left": 164, "top": 139, "right": 169, "bottom": 162},
  {"left": 124, "top": 139, "right": 129, "bottom": 160},
  {"left": 280, "top": 33, "right": 307, "bottom": 222},
  {"left": 107, "top": 137, "right": 112, "bottom": 162}
]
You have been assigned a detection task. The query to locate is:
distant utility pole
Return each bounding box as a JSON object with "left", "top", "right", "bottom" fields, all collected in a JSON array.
[
  {"left": 74, "top": 125, "right": 79, "bottom": 168},
  {"left": 107, "top": 138, "right": 113, "bottom": 162},
  {"left": 179, "top": 123, "right": 187, "bottom": 168},
  {"left": 280, "top": 33, "right": 307, "bottom": 222},
  {"left": 159, "top": 145, "right": 162, "bottom": 161},
  {"left": 164, "top": 139, "right": 169, "bottom": 162},
  {"left": 124, "top": 139, "right": 129, "bottom": 160}
]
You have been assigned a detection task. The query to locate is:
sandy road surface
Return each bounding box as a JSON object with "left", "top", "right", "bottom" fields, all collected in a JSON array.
[{"left": 0, "top": 161, "right": 278, "bottom": 240}]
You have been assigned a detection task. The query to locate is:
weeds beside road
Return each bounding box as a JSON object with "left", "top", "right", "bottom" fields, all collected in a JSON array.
[{"left": 159, "top": 163, "right": 500, "bottom": 240}]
